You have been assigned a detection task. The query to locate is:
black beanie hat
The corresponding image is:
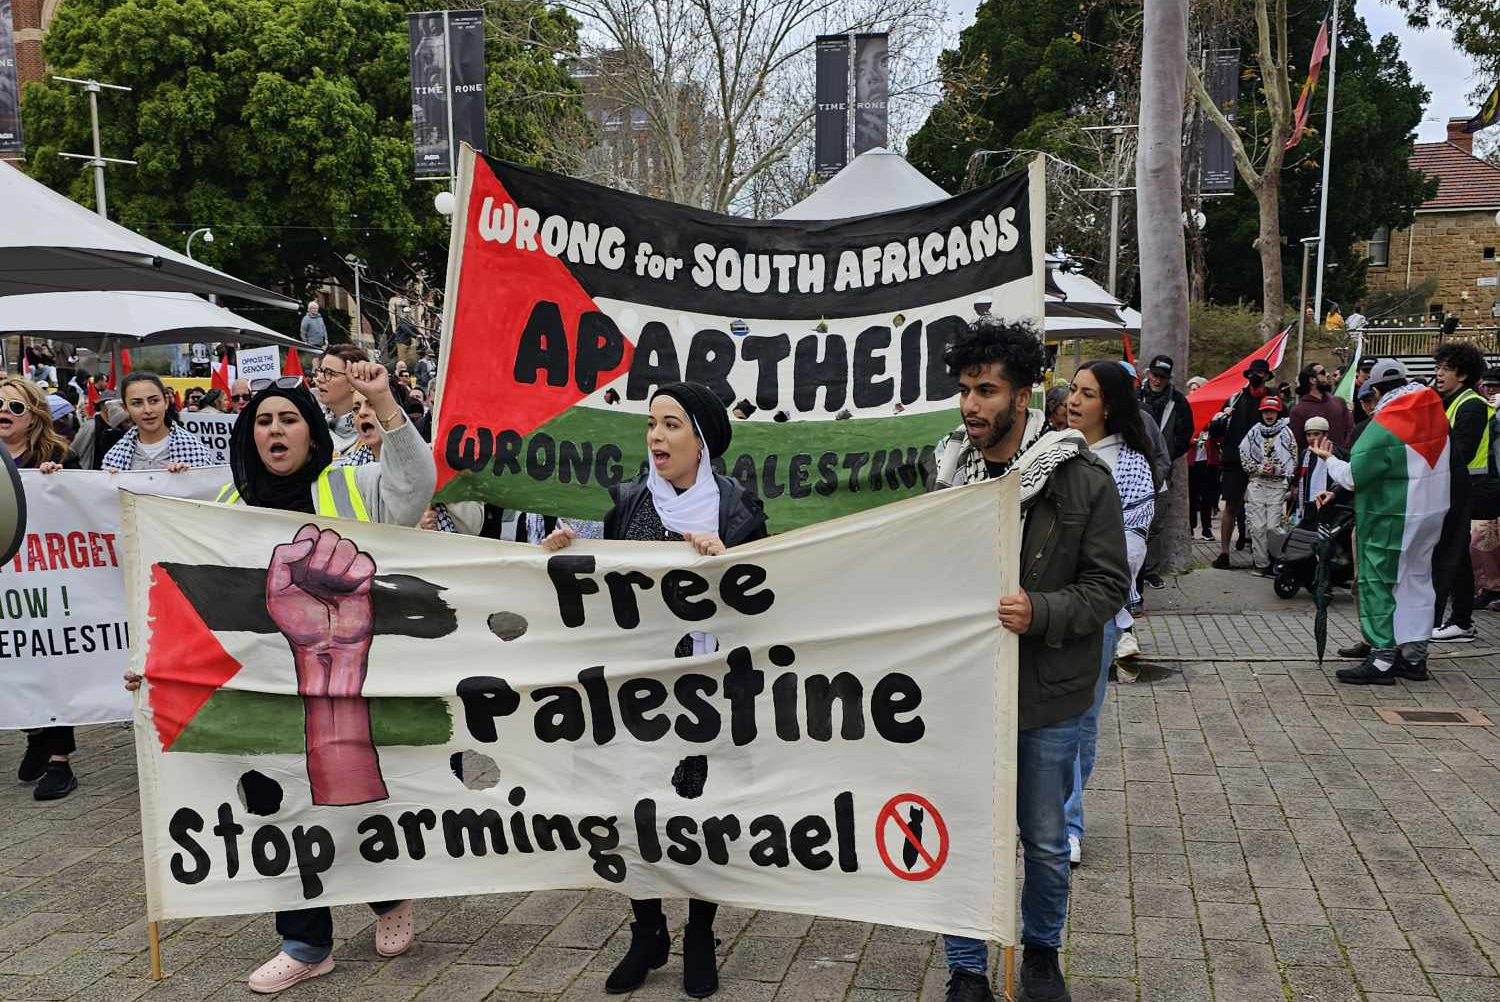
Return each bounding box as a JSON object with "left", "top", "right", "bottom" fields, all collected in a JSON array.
[{"left": 651, "top": 382, "right": 732, "bottom": 458}]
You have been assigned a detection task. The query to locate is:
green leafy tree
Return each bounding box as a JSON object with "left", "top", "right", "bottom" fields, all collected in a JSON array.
[
  {"left": 21, "top": 0, "right": 583, "bottom": 334},
  {"left": 906, "top": 0, "right": 1132, "bottom": 193},
  {"left": 1199, "top": 4, "right": 1434, "bottom": 311}
]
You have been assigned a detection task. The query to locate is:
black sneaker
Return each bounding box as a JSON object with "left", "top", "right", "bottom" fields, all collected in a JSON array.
[
  {"left": 33, "top": 761, "right": 76, "bottom": 801},
  {"left": 1018, "top": 946, "right": 1070, "bottom": 1002},
  {"left": 1336, "top": 654, "right": 1397, "bottom": 686},
  {"left": 944, "top": 970, "right": 993, "bottom": 1002},
  {"left": 17, "top": 743, "right": 47, "bottom": 784},
  {"left": 1201, "top": 526, "right": 1215, "bottom": 540},
  {"left": 1393, "top": 654, "right": 1429, "bottom": 682},
  {"left": 1336, "top": 641, "right": 1371, "bottom": 659},
  {"left": 1256, "top": 564, "right": 1276, "bottom": 577},
  {"left": 1211, "top": 553, "right": 1230, "bottom": 570},
  {"left": 1142, "top": 573, "right": 1166, "bottom": 590}
]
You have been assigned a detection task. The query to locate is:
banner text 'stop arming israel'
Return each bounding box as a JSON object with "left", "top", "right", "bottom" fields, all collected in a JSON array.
[{"left": 434, "top": 150, "right": 1043, "bottom": 531}]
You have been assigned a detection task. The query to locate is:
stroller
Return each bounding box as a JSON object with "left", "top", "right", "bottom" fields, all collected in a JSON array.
[{"left": 1272, "top": 503, "right": 1355, "bottom": 599}]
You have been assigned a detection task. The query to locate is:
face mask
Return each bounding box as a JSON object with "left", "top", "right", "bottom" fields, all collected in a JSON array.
[{"left": 1248, "top": 374, "right": 1265, "bottom": 387}]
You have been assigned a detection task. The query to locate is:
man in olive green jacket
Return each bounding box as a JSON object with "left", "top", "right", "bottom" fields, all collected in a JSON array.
[{"left": 931, "top": 317, "right": 1130, "bottom": 1002}]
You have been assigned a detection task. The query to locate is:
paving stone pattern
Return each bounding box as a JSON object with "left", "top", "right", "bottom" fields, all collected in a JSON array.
[{"left": 2, "top": 604, "right": 1498, "bottom": 1000}]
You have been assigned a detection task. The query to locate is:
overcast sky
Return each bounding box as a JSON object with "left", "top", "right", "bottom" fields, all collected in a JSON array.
[{"left": 939, "top": 1, "right": 1485, "bottom": 143}]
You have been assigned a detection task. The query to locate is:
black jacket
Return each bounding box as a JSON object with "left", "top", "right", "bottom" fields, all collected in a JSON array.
[
  {"left": 1139, "top": 383, "right": 1193, "bottom": 462},
  {"left": 1212, "top": 383, "right": 1272, "bottom": 470},
  {"left": 603, "top": 473, "right": 768, "bottom": 546}
]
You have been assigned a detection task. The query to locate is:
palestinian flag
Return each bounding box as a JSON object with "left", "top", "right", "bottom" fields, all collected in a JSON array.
[
  {"left": 1349, "top": 383, "right": 1450, "bottom": 649},
  {"left": 431, "top": 148, "right": 1045, "bottom": 533},
  {"left": 143, "top": 561, "right": 456, "bottom": 760},
  {"left": 1334, "top": 330, "right": 1362, "bottom": 406}
]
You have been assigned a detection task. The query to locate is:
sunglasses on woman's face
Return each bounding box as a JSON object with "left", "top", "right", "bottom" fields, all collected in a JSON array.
[
  {"left": 249, "top": 376, "right": 305, "bottom": 393},
  {"left": 0, "top": 400, "right": 27, "bottom": 416}
]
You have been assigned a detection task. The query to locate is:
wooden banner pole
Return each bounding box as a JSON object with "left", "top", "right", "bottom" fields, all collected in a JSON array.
[
  {"left": 148, "top": 921, "right": 163, "bottom": 980},
  {"left": 1003, "top": 945, "right": 1015, "bottom": 1000}
]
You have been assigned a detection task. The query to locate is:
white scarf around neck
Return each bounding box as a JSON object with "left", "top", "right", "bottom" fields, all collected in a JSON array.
[
  {"left": 645, "top": 421, "right": 722, "bottom": 657},
  {"left": 646, "top": 420, "right": 721, "bottom": 537}
]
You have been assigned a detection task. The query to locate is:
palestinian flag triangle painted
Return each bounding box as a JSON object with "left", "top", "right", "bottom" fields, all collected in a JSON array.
[
  {"left": 143, "top": 563, "right": 454, "bottom": 754},
  {"left": 437, "top": 154, "right": 637, "bottom": 494},
  {"left": 1349, "top": 384, "right": 1451, "bottom": 649}
]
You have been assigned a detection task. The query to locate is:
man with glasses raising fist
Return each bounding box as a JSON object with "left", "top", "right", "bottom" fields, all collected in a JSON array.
[{"left": 313, "top": 344, "right": 367, "bottom": 454}]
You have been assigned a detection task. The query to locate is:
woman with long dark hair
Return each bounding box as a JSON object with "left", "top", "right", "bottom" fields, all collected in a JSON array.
[
  {"left": 101, "top": 372, "right": 215, "bottom": 471},
  {"left": 126, "top": 363, "right": 436, "bottom": 993},
  {"left": 1061, "top": 360, "right": 1156, "bottom": 867},
  {"left": 3, "top": 377, "right": 83, "bottom": 800},
  {"left": 541, "top": 381, "right": 766, "bottom": 999}
]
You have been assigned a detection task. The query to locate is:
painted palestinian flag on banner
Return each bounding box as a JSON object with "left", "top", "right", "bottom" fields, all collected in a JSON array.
[
  {"left": 1349, "top": 383, "right": 1450, "bottom": 649},
  {"left": 141, "top": 528, "right": 457, "bottom": 806},
  {"left": 432, "top": 147, "right": 1046, "bottom": 532}
]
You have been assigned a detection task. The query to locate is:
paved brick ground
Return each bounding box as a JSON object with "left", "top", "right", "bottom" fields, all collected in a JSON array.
[{"left": 3, "top": 565, "right": 1498, "bottom": 1002}]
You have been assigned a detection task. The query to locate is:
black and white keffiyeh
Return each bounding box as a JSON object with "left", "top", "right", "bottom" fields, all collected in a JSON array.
[
  {"left": 101, "top": 425, "right": 217, "bottom": 471},
  {"left": 934, "top": 409, "right": 1086, "bottom": 507}
]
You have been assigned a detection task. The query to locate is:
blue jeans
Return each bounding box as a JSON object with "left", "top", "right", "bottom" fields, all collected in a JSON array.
[
  {"left": 1065, "top": 618, "right": 1118, "bottom": 840},
  {"left": 279, "top": 902, "right": 401, "bottom": 962},
  {"left": 945, "top": 713, "right": 1082, "bottom": 970}
]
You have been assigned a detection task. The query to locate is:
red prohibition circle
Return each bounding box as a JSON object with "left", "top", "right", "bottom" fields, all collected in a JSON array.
[{"left": 874, "top": 792, "right": 950, "bottom": 881}]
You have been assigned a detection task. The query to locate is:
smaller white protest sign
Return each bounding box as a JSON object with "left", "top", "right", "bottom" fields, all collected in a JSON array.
[
  {"left": 178, "top": 412, "right": 239, "bottom": 465},
  {"left": 1, "top": 468, "right": 228, "bottom": 728},
  {"left": 237, "top": 346, "right": 279, "bottom": 383}
]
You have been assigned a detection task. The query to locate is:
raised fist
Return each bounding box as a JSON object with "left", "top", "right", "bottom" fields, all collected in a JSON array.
[{"left": 267, "top": 523, "right": 387, "bottom": 806}]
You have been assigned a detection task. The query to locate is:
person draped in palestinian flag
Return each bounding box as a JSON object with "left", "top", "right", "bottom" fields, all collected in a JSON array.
[{"left": 1311, "top": 360, "right": 1451, "bottom": 684}]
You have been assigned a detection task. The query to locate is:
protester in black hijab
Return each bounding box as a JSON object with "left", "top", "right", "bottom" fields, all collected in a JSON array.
[
  {"left": 126, "top": 361, "right": 435, "bottom": 994},
  {"left": 540, "top": 381, "right": 764, "bottom": 998},
  {"left": 230, "top": 382, "right": 333, "bottom": 512}
]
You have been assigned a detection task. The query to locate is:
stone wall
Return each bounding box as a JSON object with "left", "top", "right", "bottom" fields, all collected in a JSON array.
[{"left": 1365, "top": 208, "right": 1500, "bottom": 325}]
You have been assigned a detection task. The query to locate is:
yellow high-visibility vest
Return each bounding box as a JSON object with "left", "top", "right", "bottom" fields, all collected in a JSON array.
[
  {"left": 1444, "top": 388, "right": 1493, "bottom": 475},
  {"left": 215, "top": 465, "right": 372, "bottom": 521}
]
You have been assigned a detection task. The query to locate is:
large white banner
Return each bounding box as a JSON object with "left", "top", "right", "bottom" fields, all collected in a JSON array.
[
  {"left": 0, "top": 468, "right": 228, "bottom": 728},
  {"left": 123, "top": 481, "right": 1019, "bottom": 941},
  {"left": 178, "top": 411, "right": 239, "bottom": 465}
]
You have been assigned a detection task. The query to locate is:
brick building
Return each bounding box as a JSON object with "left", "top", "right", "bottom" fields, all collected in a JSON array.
[
  {"left": 7, "top": 0, "right": 59, "bottom": 85},
  {"left": 1364, "top": 118, "right": 1500, "bottom": 327}
]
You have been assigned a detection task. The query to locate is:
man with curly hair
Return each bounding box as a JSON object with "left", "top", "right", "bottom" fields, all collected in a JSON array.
[
  {"left": 1430, "top": 342, "right": 1494, "bottom": 643},
  {"left": 930, "top": 316, "right": 1130, "bottom": 1002}
]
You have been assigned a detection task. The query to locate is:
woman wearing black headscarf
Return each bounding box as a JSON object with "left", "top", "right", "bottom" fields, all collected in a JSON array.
[
  {"left": 127, "top": 362, "right": 436, "bottom": 993},
  {"left": 542, "top": 381, "right": 766, "bottom": 999}
]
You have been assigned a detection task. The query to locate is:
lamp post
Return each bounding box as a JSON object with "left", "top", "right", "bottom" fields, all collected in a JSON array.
[{"left": 185, "top": 227, "right": 213, "bottom": 260}]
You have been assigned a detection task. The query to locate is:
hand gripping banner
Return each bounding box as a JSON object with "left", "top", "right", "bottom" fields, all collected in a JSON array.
[
  {"left": 122, "top": 480, "right": 1019, "bottom": 944},
  {"left": 432, "top": 146, "right": 1046, "bottom": 532}
]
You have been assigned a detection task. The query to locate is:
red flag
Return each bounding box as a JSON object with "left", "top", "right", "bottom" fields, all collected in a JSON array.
[
  {"left": 1285, "top": 16, "right": 1331, "bottom": 151},
  {"left": 85, "top": 378, "right": 100, "bottom": 417},
  {"left": 211, "top": 361, "right": 232, "bottom": 395},
  {"left": 284, "top": 347, "right": 304, "bottom": 382},
  {"left": 120, "top": 349, "right": 133, "bottom": 377},
  {"left": 1186, "top": 326, "right": 1292, "bottom": 434},
  {"left": 1122, "top": 333, "right": 1136, "bottom": 369}
]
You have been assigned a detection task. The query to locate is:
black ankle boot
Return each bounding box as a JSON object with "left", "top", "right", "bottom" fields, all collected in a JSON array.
[
  {"left": 605, "top": 917, "right": 669, "bottom": 994},
  {"left": 682, "top": 923, "right": 720, "bottom": 998}
]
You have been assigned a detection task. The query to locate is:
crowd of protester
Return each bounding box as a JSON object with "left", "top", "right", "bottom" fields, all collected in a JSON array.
[{"left": 10, "top": 317, "right": 1500, "bottom": 1002}]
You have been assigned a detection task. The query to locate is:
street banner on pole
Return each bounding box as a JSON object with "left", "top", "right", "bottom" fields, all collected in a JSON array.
[
  {"left": 431, "top": 148, "right": 1046, "bottom": 532},
  {"left": 1201, "top": 49, "right": 1239, "bottom": 194},
  {"left": 853, "top": 33, "right": 890, "bottom": 155},
  {"left": 815, "top": 35, "right": 850, "bottom": 179},
  {"left": 408, "top": 9, "right": 486, "bottom": 178},
  {"left": 0, "top": 468, "right": 228, "bottom": 729},
  {"left": 0, "top": 0, "right": 24, "bottom": 157},
  {"left": 124, "top": 482, "right": 1019, "bottom": 941}
]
